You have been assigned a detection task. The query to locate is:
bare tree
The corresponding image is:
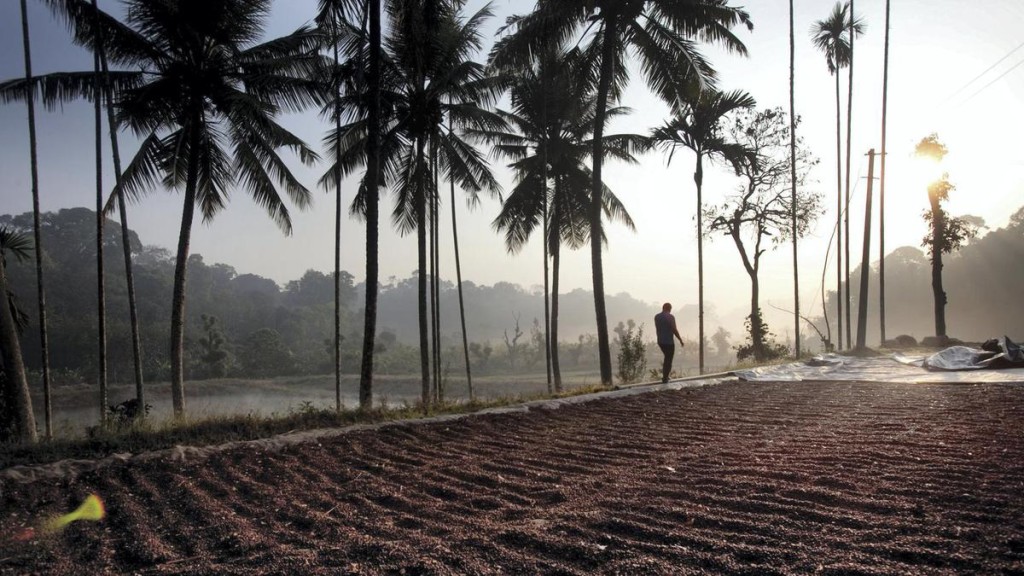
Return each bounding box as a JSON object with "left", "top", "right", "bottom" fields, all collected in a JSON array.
[{"left": 706, "top": 108, "right": 822, "bottom": 361}]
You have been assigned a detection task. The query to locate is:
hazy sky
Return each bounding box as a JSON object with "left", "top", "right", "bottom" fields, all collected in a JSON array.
[{"left": 2, "top": 0, "right": 1023, "bottom": 341}]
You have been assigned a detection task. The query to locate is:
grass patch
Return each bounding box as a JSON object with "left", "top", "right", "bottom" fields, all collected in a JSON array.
[{"left": 1, "top": 386, "right": 616, "bottom": 470}]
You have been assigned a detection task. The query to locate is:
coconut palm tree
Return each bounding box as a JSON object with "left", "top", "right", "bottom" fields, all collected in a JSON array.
[
  {"left": 361, "top": 0, "right": 383, "bottom": 410},
  {"left": 35, "top": 0, "right": 322, "bottom": 417},
  {"left": 491, "top": 0, "right": 752, "bottom": 385},
  {"left": 0, "top": 227, "right": 37, "bottom": 444},
  {"left": 478, "top": 46, "right": 642, "bottom": 391},
  {"left": 393, "top": 0, "right": 501, "bottom": 405},
  {"left": 811, "top": 1, "right": 858, "bottom": 350},
  {"left": 16, "top": 0, "right": 52, "bottom": 439},
  {"left": 650, "top": 88, "right": 755, "bottom": 374},
  {"left": 324, "top": 0, "right": 501, "bottom": 406}
]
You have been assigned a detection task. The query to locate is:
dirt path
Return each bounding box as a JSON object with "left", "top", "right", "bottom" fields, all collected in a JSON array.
[{"left": 2, "top": 380, "right": 1023, "bottom": 574}]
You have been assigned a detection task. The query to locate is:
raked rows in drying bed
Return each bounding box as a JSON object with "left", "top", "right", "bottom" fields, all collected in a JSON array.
[{"left": 2, "top": 380, "right": 1023, "bottom": 574}]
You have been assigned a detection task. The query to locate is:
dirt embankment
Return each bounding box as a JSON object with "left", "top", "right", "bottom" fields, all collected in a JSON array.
[{"left": 2, "top": 380, "right": 1023, "bottom": 574}]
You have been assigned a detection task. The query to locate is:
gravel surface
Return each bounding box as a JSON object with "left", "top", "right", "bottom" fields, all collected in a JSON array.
[{"left": 2, "top": 380, "right": 1023, "bottom": 574}]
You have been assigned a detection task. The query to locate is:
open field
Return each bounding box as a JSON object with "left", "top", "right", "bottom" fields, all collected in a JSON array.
[
  {"left": 32, "top": 370, "right": 607, "bottom": 436},
  {"left": 3, "top": 379, "right": 1024, "bottom": 574}
]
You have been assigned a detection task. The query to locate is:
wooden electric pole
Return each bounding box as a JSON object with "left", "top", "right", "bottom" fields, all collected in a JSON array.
[{"left": 856, "top": 149, "right": 876, "bottom": 351}]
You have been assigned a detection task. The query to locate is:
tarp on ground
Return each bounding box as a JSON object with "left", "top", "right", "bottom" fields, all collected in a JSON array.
[{"left": 735, "top": 348, "right": 1024, "bottom": 384}]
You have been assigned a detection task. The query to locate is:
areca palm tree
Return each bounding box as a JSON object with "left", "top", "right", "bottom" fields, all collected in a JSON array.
[
  {"left": 6, "top": 0, "right": 150, "bottom": 420},
  {"left": 492, "top": 0, "right": 752, "bottom": 385},
  {"left": 315, "top": 0, "right": 363, "bottom": 412},
  {"left": 35, "top": 0, "right": 322, "bottom": 417},
  {"left": 788, "top": 0, "right": 800, "bottom": 358},
  {"left": 842, "top": 0, "right": 864, "bottom": 350},
  {"left": 812, "top": 1, "right": 862, "bottom": 351},
  {"left": 0, "top": 227, "right": 37, "bottom": 443},
  {"left": 650, "top": 88, "right": 755, "bottom": 374},
  {"left": 17, "top": 0, "right": 52, "bottom": 438},
  {"left": 89, "top": 1, "right": 109, "bottom": 426},
  {"left": 479, "top": 46, "right": 642, "bottom": 391},
  {"left": 96, "top": 14, "right": 147, "bottom": 421}
]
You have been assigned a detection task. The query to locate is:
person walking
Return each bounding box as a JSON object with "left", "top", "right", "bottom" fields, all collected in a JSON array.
[{"left": 654, "top": 303, "right": 684, "bottom": 383}]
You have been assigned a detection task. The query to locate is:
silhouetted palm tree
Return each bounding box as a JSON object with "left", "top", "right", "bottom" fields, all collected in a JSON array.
[
  {"left": 325, "top": 0, "right": 501, "bottom": 406},
  {"left": 650, "top": 88, "right": 755, "bottom": 374},
  {"left": 479, "top": 46, "right": 641, "bottom": 391},
  {"left": 7, "top": 0, "right": 148, "bottom": 419},
  {"left": 88, "top": 0, "right": 109, "bottom": 427},
  {"left": 315, "top": 0, "right": 363, "bottom": 412},
  {"left": 17, "top": 0, "right": 52, "bottom": 438},
  {"left": 491, "top": 0, "right": 751, "bottom": 385},
  {"left": 0, "top": 227, "right": 37, "bottom": 443},
  {"left": 362, "top": 0, "right": 382, "bottom": 410},
  {"left": 879, "top": 0, "right": 891, "bottom": 345},
  {"left": 842, "top": 0, "right": 864, "bottom": 350},
  {"left": 788, "top": 0, "right": 800, "bottom": 358},
  {"left": 811, "top": 1, "right": 859, "bottom": 350},
  {"left": 37, "top": 0, "right": 322, "bottom": 417}
]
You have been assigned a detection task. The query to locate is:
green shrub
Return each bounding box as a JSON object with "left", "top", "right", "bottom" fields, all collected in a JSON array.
[{"left": 615, "top": 320, "right": 647, "bottom": 384}]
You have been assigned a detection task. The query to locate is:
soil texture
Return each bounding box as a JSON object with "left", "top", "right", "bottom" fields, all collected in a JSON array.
[{"left": 2, "top": 380, "right": 1023, "bottom": 574}]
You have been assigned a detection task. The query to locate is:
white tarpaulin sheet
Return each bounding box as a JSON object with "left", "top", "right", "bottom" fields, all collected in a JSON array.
[{"left": 734, "top": 353, "right": 1024, "bottom": 383}]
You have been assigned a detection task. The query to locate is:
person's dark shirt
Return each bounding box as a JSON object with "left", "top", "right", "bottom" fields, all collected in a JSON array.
[{"left": 654, "top": 311, "right": 676, "bottom": 348}]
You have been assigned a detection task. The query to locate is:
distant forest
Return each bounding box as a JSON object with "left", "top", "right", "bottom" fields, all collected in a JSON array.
[
  {"left": 2, "top": 209, "right": 662, "bottom": 383},
  {"left": 4, "top": 206, "right": 1022, "bottom": 384},
  {"left": 831, "top": 205, "right": 1024, "bottom": 345}
]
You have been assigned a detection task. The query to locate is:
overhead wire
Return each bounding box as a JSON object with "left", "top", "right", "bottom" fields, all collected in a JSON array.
[
  {"left": 959, "top": 56, "right": 1024, "bottom": 105},
  {"left": 943, "top": 39, "right": 1024, "bottom": 104}
]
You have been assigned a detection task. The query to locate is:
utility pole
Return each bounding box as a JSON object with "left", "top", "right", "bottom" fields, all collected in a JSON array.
[{"left": 856, "top": 149, "right": 876, "bottom": 350}]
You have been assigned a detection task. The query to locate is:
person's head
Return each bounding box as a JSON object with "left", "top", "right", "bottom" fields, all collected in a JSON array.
[{"left": 662, "top": 302, "right": 672, "bottom": 312}]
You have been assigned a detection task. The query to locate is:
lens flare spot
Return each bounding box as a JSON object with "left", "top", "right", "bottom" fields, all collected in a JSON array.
[{"left": 45, "top": 494, "right": 106, "bottom": 532}]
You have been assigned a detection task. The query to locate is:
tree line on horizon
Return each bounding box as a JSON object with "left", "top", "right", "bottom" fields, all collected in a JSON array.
[
  {"left": 1, "top": 207, "right": 700, "bottom": 386},
  {"left": 4, "top": 0, "right": 970, "bottom": 445}
]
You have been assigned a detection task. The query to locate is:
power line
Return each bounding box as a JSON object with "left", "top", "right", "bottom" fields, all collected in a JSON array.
[
  {"left": 944, "top": 39, "right": 1024, "bottom": 103},
  {"left": 960, "top": 56, "right": 1024, "bottom": 104}
]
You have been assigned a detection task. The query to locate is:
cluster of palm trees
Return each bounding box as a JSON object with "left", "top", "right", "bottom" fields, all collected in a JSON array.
[{"left": 8, "top": 0, "right": 885, "bottom": 443}]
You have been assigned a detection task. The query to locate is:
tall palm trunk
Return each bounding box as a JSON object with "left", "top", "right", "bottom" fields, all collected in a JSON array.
[
  {"left": 695, "top": 153, "right": 705, "bottom": 374},
  {"left": 360, "top": 0, "right": 381, "bottom": 411},
  {"left": 0, "top": 259, "right": 37, "bottom": 443},
  {"left": 416, "top": 139, "right": 430, "bottom": 407},
  {"left": 789, "top": 0, "right": 800, "bottom": 358},
  {"left": 879, "top": 0, "right": 891, "bottom": 345},
  {"left": 19, "top": 0, "right": 51, "bottom": 438},
  {"left": 98, "top": 10, "right": 145, "bottom": 412},
  {"left": 170, "top": 115, "right": 203, "bottom": 417},
  {"left": 449, "top": 151, "right": 472, "bottom": 400},
  {"left": 92, "top": 46, "right": 108, "bottom": 426},
  {"left": 430, "top": 137, "right": 441, "bottom": 402},
  {"left": 332, "top": 27, "right": 343, "bottom": 413},
  {"left": 590, "top": 14, "right": 619, "bottom": 386},
  {"left": 540, "top": 73, "right": 552, "bottom": 393},
  {"left": 834, "top": 69, "right": 843, "bottom": 351},
  {"left": 542, "top": 176, "right": 552, "bottom": 393},
  {"left": 550, "top": 177, "right": 563, "bottom": 392},
  {"left": 844, "top": 0, "right": 855, "bottom": 350}
]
